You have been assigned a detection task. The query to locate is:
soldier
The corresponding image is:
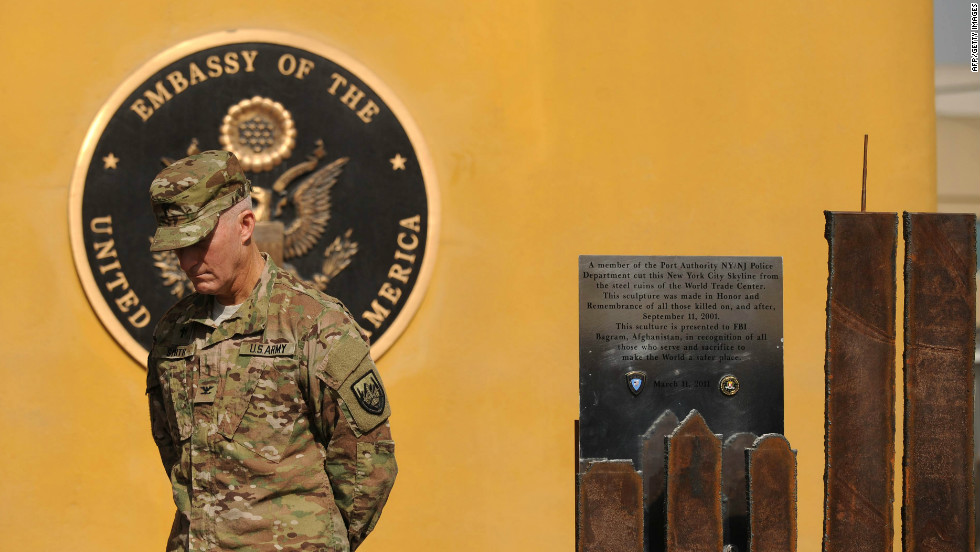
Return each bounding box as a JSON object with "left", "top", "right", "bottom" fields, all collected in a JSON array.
[{"left": 145, "top": 150, "right": 396, "bottom": 551}]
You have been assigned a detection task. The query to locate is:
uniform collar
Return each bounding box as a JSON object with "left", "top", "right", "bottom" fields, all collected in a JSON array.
[{"left": 183, "top": 253, "right": 279, "bottom": 346}]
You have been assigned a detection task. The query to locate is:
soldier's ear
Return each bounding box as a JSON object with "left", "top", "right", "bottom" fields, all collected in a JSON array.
[{"left": 238, "top": 209, "right": 256, "bottom": 244}]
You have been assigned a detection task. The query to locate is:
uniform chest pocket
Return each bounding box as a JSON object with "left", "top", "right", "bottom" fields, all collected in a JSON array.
[
  {"left": 155, "top": 356, "right": 194, "bottom": 441},
  {"left": 220, "top": 346, "right": 305, "bottom": 463}
]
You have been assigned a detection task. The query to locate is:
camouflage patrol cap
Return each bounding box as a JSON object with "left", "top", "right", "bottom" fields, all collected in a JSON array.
[{"left": 149, "top": 150, "right": 251, "bottom": 251}]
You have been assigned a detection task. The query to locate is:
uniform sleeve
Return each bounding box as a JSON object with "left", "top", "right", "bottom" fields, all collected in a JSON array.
[
  {"left": 304, "top": 320, "right": 397, "bottom": 550},
  {"left": 146, "top": 352, "right": 180, "bottom": 477}
]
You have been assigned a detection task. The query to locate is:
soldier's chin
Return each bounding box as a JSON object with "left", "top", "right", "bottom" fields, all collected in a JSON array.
[{"left": 188, "top": 276, "right": 218, "bottom": 294}]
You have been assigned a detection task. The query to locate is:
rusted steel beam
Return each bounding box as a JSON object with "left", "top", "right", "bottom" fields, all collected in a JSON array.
[
  {"left": 578, "top": 460, "right": 644, "bottom": 552},
  {"left": 722, "top": 432, "right": 758, "bottom": 552},
  {"left": 666, "top": 410, "right": 723, "bottom": 552},
  {"left": 747, "top": 434, "right": 797, "bottom": 552},
  {"left": 902, "top": 212, "right": 977, "bottom": 552},
  {"left": 575, "top": 419, "right": 581, "bottom": 552},
  {"left": 822, "top": 211, "right": 897, "bottom": 552},
  {"left": 641, "top": 410, "right": 679, "bottom": 552}
]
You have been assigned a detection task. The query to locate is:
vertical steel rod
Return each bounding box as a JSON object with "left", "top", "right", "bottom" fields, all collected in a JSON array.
[{"left": 861, "top": 134, "right": 868, "bottom": 212}]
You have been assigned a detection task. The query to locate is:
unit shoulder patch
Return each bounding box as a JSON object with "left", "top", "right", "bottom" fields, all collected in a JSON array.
[
  {"left": 334, "top": 357, "right": 391, "bottom": 434},
  {"left": 351, "top": 370, "right": 386, "bottom": 415}
]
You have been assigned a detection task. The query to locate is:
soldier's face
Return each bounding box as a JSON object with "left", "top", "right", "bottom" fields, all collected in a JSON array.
[{"left": 175, "top": 211, "right": 249, "bottom": 298}]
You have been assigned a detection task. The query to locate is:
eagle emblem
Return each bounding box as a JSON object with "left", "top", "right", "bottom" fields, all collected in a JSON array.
[{"left": 72, "top": 34, "right": 436, "bottom": 366}]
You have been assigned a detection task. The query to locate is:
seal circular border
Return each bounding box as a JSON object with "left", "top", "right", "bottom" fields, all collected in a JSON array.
[
  {"left": 69, "top": 29, "right": 440, "bottom": 367},
  {"left": 718, "top": 374, "right": 739, "bottom": 396}
]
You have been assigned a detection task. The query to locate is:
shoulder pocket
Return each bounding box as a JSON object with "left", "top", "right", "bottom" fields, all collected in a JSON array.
[{"left": 316, "top": 334, "right": 391, "bottom": 434}]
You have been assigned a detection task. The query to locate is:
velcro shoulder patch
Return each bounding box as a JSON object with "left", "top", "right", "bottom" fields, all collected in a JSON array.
[
  {"left": 337, "top": 359, "right": 391, "bottom": 434},
  {"left": 239, "top": 342, "right": 296, "bottom": 357},
  {"left": 317, "top": 332, "right": 369, "bottom": 384},
  {"left": 315, "top": 332, "right": 390, "bottom": 433}
]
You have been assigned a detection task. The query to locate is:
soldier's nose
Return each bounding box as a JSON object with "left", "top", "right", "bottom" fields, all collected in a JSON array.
[{"left": 175, "top": 246, "right": 202, "bottom": 272}]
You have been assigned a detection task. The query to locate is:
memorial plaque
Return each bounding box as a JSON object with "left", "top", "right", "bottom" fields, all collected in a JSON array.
[{"left": 579, "top": 255, "right": 783, "bottom": 466}]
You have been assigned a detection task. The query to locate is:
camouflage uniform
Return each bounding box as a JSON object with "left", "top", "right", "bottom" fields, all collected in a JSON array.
[{"left": 146, "top": 151, "right": 396, "bottom": 551}]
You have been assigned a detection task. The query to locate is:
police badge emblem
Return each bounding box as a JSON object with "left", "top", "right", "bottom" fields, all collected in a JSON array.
[
  {"left": 69, "top": 31, "right": 438, "bottom": 367},
  {"left": 625, "top": 370, "right": 646, "bottom": 396}
]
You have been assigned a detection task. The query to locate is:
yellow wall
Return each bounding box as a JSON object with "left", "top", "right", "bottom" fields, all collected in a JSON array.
[{"left": 0, "top": 1, "right": 935, "bottom": 550}]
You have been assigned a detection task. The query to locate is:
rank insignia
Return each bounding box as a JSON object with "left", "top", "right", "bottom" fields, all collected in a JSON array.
[
  {"left": 194, "top": 376, "right": 218, "bottom": 404},
  {"left": 625, "top": 370, "right": 646, "bottom": 396}
]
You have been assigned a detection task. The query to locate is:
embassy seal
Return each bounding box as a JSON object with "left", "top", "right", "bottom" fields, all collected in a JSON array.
[{"left": 69, "top": 30, "right": 439, "bottom": 367}]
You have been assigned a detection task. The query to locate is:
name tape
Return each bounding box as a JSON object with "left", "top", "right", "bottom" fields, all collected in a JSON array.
[
  {"left": 239, "top": 342, "right": 296, "bottom": 357},
  {"left": 161, "top": 345, "right": 194, "bottom": 359}
]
